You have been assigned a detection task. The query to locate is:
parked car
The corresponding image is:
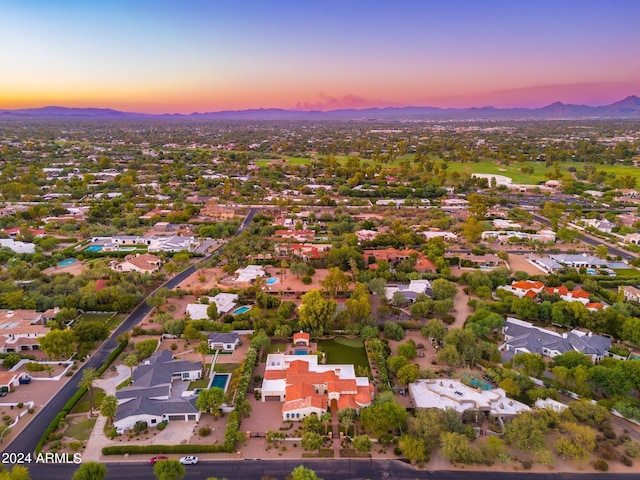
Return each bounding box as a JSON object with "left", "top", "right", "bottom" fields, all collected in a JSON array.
[
  {"left": 19, "top": 375, "right": 31, "bottom": 384},
  {"left": 0, "top": 391, "right": 6, "bottom": 397},
  {"left": 149, "top": 456, "right": 168, "bottom": 464},
  {"left": 179, "top": 456, "right": 198, "bottom": 465}
]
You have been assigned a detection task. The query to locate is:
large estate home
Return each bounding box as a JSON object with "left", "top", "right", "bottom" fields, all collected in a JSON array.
[
  {"left": 111, "top": 253, "right": 162, "bottom": 274},
  {"left": 500, "top": 318, "right": 611, "bottom": 362},
  {"left": 114, "top": 350, "right": 202, "bottom": 433},
  {"left": 260, "top": 353, "right": 373, "bottom": 421},
  {"left": 409, "top": 379, "right": 529, "bottom": 418},
  {"left": 0, "top": 310, "right": 49, "bottom": 353}
]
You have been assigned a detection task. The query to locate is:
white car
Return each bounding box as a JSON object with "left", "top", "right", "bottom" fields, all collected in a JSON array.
[{"left": 179, "top": 456, "right": 199, "bottom": 465}]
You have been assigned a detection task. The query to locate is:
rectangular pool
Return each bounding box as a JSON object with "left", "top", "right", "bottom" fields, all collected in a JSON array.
[{"left": 211, "top": 373, "right": 231, "bottom": 392}]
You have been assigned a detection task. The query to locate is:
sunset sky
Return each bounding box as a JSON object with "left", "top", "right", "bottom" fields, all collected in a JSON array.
[{"left": 2, "top": 0, "right": 639, "bottom": 113}]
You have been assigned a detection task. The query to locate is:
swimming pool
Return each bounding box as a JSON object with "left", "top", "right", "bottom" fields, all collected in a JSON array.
[
  {"left": 85, "top": 245, "right": 103, "bottom": 252},
  {"left": 294, "top": 349, "right": 308, "bottom": 355},
  {"left": 58, "top": 258, "right": 77, "bottom": 267},
  {"left": 266, "top": 277, "right": 278, "bottom": 285},
  {"left": 470, "top": 378, "right": 492, "bottom": 390},
  {"left": 211, "top": 373, "right": 231, "bottom": 392},
  {"left": 586, "top": 268, "right": 597, "bottom": 275},
  {"left": 232, "top": 305, "right": 251, "bottom": 315}
]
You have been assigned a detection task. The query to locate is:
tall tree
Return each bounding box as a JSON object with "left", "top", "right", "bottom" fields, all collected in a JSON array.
[
  {"left": 153, "top": 459, "right": 185, "bottom": 480},
  {"left": 72, "top": 462, "right": 107, "bottom": 480},
  {"left": 80, "top": 367, "right": 98, "bottom": 412},
  {"left": 290, "top": 465, "right": 322, "bottom": 480},
  {"left": 124, "top": 354, "right": 139, "bottom": 382},
  {"left": 195, "top": 341, "right": 210, "bottom": 375},
  {"left": 38, "top": 329, "right": 75, "bottom": 360},
  {"left": 320, "top": 267, "right": 351, "bottom": 298},
  {"left": 195, "top": 387, "right": 225, "bottom": 419},
  {"left": 100, "top": 395, "right": 118, "bottom": 426},
  {"left": 298, "top": 289, "right": 337, "bottom": 336}
]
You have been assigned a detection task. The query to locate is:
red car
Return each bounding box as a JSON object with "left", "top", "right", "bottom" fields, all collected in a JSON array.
[{"left": 149, "top": 456, "right": 168, "bottom": 464}]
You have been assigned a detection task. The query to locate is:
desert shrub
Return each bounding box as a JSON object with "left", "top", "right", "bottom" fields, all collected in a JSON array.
[
  {"left": 157, "top": 422, "right": 166, "bottom": 431},
  {"left": 593, "top": 459, "right": 608, "bottom": 471},
  {"left": 521, "top": 460, "right": 532, "bottom": 470},
  {"left": 199, "top": 426, "right": 212, "bottom": 437}
]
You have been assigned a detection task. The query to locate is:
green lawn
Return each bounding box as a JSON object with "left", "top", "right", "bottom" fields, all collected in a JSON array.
[
  {"left": 214, "top": 363, "right": 240, "bottom": 373},
  {"left": 75, "top": 313, "right": 115, "bottom": 324},
  {"left": 64, "top": 418, "right": 96, "bottom": 441},
  {"left": 70, "top": 388, "right": 106, "bottom": 414},
  {"left": 188, "top": 377, "right": 210, "bottom": 390},
  {"left": 613, "top": 268, "right": 640, "bottom": 278},
  {"left": 317, "top": 337, "right": 370, "bottom": 373},
  {"left": 256, "top": 156, "right": 312, "bottom": 167}
]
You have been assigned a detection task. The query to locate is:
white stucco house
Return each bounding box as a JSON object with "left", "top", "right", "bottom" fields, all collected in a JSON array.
[
  {"left": 114, "top": 350, "right": 202, "bottom": 433},
  {"left": 207, "top": 332, "right": 240, "bottom": 351}
]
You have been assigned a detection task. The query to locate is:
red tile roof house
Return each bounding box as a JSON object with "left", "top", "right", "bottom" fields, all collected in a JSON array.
[
  {"left": 543, "top": 287, "right": 591, "bottom": 305},
  {"left": 112, "top": 254, "right": 162, "bottom": 274},
  {"left": 260, "top": 354, "right": 373, "bottom": 421},
  {"left": 363, "top": 248, "right": 436, "bottom": 274},
  {"left": 0, "top": 310, "right": 48, "bottom": 353},
  {"left": 293, "top": 331, "right": 310, "bottom": 347},
  {"left": 497, "top": 281, "right": 545, "bottom": 298}
]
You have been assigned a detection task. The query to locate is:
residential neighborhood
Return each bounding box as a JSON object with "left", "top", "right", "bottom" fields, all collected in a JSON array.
[{"left": 0, "top": 115, "right": 639, "bottom": 479}]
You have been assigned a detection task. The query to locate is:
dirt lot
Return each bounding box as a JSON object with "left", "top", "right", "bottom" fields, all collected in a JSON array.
[
  {"left": 42, "top": 260, "right": 87, "bottom": 277},
  {"left": 507, "top": 254, "right": 547, "bottom": 276}
]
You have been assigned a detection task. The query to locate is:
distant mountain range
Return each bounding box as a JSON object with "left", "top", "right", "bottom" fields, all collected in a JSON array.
[{"left": 2, "top": 96, "right": 640, "bottom": 120}]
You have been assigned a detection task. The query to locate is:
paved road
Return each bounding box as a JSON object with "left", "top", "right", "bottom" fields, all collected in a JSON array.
[
  {"left": 22, "top": 459, "right": 640, "bottom": 480},
  {"left": 531, "top": 213, "right": 637, "bottom": 262},
  {"left": 3, "top": 208, "right": 260, "bottom": 456}
]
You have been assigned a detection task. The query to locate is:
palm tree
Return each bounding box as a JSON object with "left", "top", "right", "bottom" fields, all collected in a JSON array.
[
  {"left": 340, "top": 415, "right": 353, "bottom": 438},
  {"left": 124, "top": 354, "right": 138, "bottom": 384},
  {"left": 320, "top": 411, "right": 332, "bottom": 436},
  {"left": 195, "top": 341, "right": 210, "bottom": 375},
  {"left": 80, "top": 367, "right": 98, "bottom": 413},
  {"left": 100, "top": 394, "right": 118, "bottom": 426}
]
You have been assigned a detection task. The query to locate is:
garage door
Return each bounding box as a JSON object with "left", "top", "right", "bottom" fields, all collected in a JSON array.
[
  {"left": 167, "top": 415, "right": 186, "bottom": 421},
  {"left": 264, "top": 395, "right": 281, "bottom": 401},
  {"left": 187, "top": 415, "right": 197, "bottom": 420}
]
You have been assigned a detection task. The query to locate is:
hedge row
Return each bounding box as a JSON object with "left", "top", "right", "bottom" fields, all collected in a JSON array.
[
  {"left": 35, "top": 339, "right": 128, "bottom": 453},
  {"left": 102, "top": 444, "right": 227, "bottom": 455},
  {"left": 222, "top": 346, "right": 258, "bottom": 451}
]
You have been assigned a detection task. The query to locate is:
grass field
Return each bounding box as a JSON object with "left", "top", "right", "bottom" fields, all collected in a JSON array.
[
  {"left": 214, "top": 363, "right": 240, "bottom": 373},
  {"left": 64, "top": 418, "right": 96, "bottom": 441},
  {"left": 613, "top": 268, "right": 640, "bottom": 278},
  {"left": 256, "top": 156, "right": 313, "bottom": 167},
  {"left": 316, "top": 154, "right": 638, "bottom": 185},
  {"left": 75, "top": 313, "right": 114, "bottom": 323},
  {"left": 317, "top": 337, "right": 369, "bottom": 373},
  {"left": 71, "top": 387, "right": 106, "bottom": 414}
]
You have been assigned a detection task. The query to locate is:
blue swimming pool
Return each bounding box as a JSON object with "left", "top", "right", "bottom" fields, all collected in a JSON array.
[
  {"left": 58, "top": 258, "right": 77, "bottom": 267},
  {"left": 85, "top": 245, "right": 103, "bottom": 252},
  {"left": 294, "top": 349, "right": 308, "bottom": 355},
  {"left": 266, "top": 277, "right": 278, "bottom": 285},
  {"left": 586, "top": 268, "right": 597, "bottom": 275},
  {"left": 232, "top": 306, "right": 251, "bottom": 315},
  {"left": 211, "top": 373, "right": 231, "bottom": 392}
]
